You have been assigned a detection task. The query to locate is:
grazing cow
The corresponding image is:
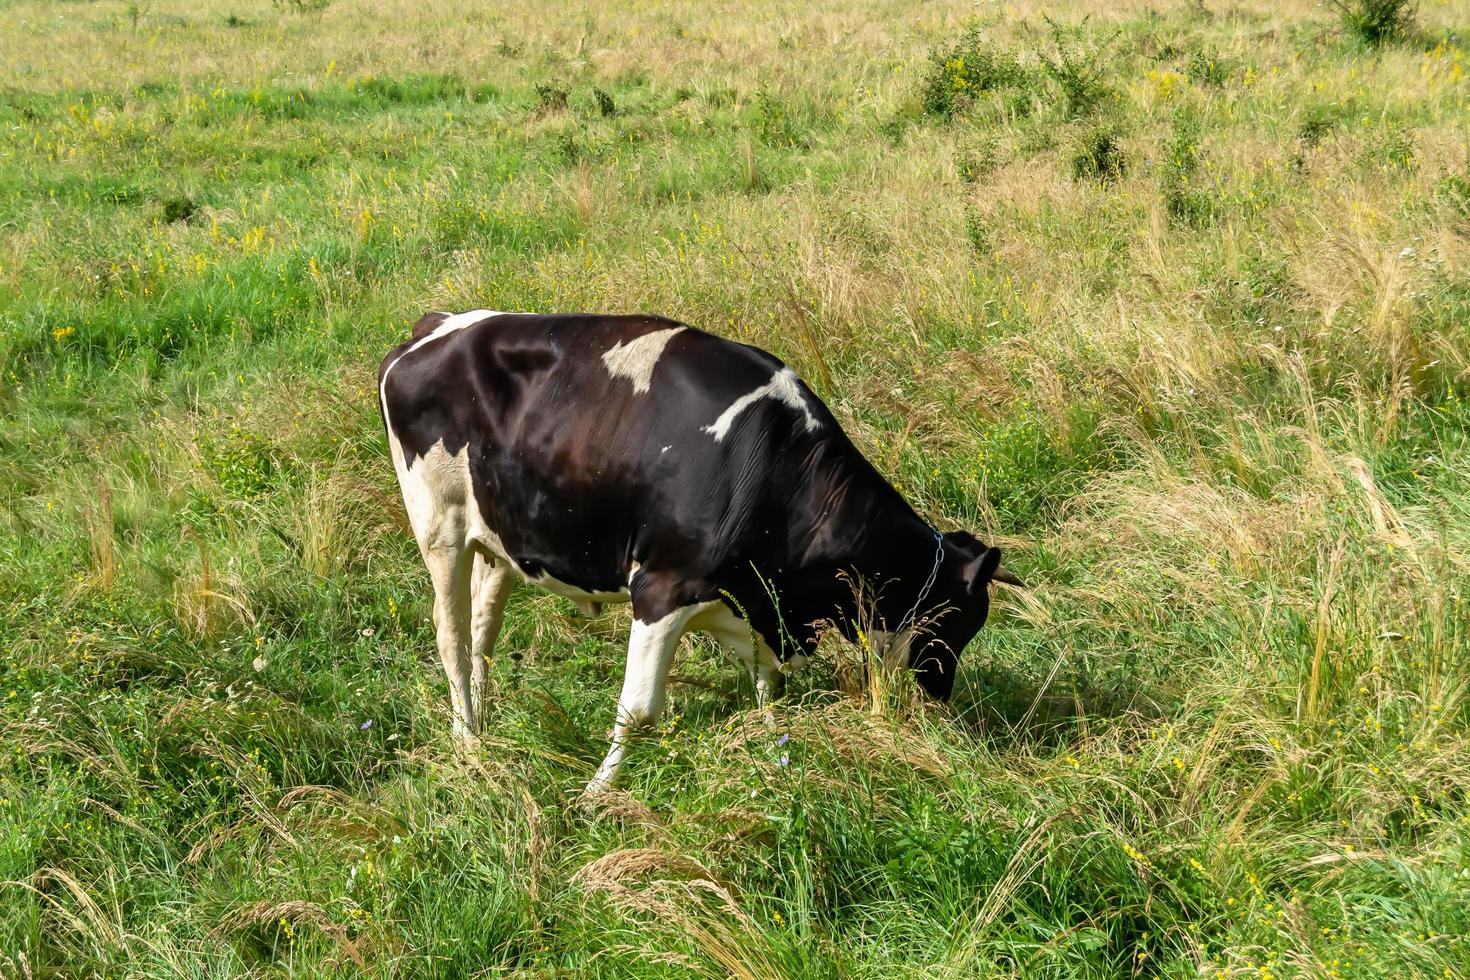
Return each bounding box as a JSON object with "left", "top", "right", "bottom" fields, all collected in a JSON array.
[{"left": 379, "top": 312, "right": 1020, "bottom": 792}]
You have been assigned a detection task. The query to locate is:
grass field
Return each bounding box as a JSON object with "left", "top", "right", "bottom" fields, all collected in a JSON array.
[{"left": 2, "top": 0, "right": 1468, "bottom": 975}]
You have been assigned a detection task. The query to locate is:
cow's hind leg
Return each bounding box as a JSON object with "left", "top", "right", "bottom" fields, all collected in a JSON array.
[
  {"left": 469, "top": 552, "right": 513, "bottom": 722},
  {"left": 586, "top": 603, "right": 699, "bottom": 794},
  {"left": 425, "top": 543, "right": 477, "bottom": 740}
]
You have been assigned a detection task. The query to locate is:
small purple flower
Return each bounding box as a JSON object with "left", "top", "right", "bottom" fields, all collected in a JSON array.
[
  {"left": 360, "top": 719, "right": 373, "bottom": 731},
  {"left": 777, "top": 733, "right": 789, "bottom": 747},
  {"left": 779, "top": 753, "right": 789, "bottom": 767}
]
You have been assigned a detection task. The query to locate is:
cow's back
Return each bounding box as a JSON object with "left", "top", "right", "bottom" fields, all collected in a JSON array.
[{"left": 379, "top": 313, "right": 841, "bottom": 599}]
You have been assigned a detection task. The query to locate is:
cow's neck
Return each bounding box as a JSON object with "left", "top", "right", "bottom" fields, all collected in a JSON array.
[
  {"left": 792, "top": 443, "right": 942, "bottom": 596},
  {"left": 850, "top": 503, "right": 945, "bottom": 628}
]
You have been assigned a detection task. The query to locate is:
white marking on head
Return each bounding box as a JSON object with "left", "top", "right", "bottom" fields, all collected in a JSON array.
[
  {"left": 601, "top": 326, "right": 684, "bottom": 394},
  {"left": 702, "top": 367, "right": 820, "bottom": 442}
]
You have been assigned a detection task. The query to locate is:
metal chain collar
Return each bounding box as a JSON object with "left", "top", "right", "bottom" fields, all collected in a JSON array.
[{"left": 893, "top": 528, "right": 945, "bottom": 639}]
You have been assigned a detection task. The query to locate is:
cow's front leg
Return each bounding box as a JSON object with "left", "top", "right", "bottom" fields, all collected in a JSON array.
[
  {"left": 469, "top": 553, "right": 514, "bottom": 723},
  {"left": 425, "top": 544, "right": 477, "bottom": 740},
  {"left": 755, "top": 661, "right": 786, "bottom": 709},
  {"left": 586, "top": 604, "right": 698, "bottom": 794}
]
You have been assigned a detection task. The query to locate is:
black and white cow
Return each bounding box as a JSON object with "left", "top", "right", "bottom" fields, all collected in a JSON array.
[{"left": 379, "top": 311, "right": 1020, "bottom": 792}]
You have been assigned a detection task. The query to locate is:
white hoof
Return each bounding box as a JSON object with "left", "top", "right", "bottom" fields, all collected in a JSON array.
[{"left": 452, "top": 715, "right": 481, "bottom": 750}]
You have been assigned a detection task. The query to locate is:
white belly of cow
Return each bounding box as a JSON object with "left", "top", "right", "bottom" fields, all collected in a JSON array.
[
  {"left": 688, "top": 601, "right": 803, "bottom": 673},
  {"left": 525, "top": 572, "right": 631, "bottom": 605}
]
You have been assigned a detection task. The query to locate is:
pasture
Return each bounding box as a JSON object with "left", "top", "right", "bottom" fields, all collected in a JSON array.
[{"left": 1, "top": 0, "right": 1467, "bottom": 975}]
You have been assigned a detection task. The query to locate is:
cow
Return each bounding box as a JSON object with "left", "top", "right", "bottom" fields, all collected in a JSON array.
[{"left": 378, "top": 311, "right": 1020, "bottom": 793}]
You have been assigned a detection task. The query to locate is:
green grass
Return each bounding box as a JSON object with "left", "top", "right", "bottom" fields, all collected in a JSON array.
[{"left": 2, "top": 0, "right": 1469, "bottom": 975}]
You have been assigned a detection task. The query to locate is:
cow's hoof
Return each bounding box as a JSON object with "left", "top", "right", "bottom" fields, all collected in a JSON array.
[{"left": 451, "top": 727, "right": 483, "bottom": 754}]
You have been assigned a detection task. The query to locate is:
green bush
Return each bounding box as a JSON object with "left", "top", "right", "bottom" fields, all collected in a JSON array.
[
  {"left": 1185, "top": 46, "right": 1232, "bottom": 86},
  {"left": 160, "top": 195, "right": 198, "bottom": 224},
  {"left": 753, "top": 89, "right": 810, "bottom": 149},
  {"left": 1373, "top": 127, "right": 1416, "bottom": 170},
  {"left": 1071, "top": 126, "right": 1126, "bottom": 182},
  {"left": 1439, "top": 172, "right": 1470, "bottom": 219},
  {"left": 535, "top": 83, "right": 569, "bottom": 112},
  {"left": 200, "top": 425, "right": 280, "bottom": 501},
  {"left": 955, "top": 135, "right": 1001, "bottom": 183},
  {"left": 1298, "top": 104, "right": 1343, "bottom": 147},
  {"left": 964, "top": 207, "right": 991, "bottom": 255},
  {"left": 273, "top": 0, "right": 332, "bottom": 13},
  {"left": 919, "top": 24, "right": 1030, "bottom": 119},
  {"left": 1330, "top": 0, "right": 1417, "bottom": 46},
  {"left": 1036, "top": 20, "right": 1115, "bottom": 118},
  {"left": 1162, "top": 111, "right": 1214, "bottom": 226}
]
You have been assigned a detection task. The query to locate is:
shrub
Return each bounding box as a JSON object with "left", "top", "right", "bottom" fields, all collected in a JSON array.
[
  {"left": 535, "top": 84, "right": 569, "bottom": 112},
  {"left": 1036, "top": 19, "right": 1115, "bottom": 118},
  {"left": 1438, "top": 172, "right": 1470, "bottom": 220},
  {"left": 1072, "top": 126, "right": 1126, "bottom": 183},
  {"left": 161, "top": 195, "right": 198, "bottom": 223},
  {"left": 125, "top": 1, "right": 152, "bottom": 29},
  {"left": 1185, "top": 46, "right": 1231, "bottom": 86},
  {"left": 1374, "top": 127, "right": 1415, "bottom": 170},
  {"left": 955, "top": 135, "right": 1000, "bottom": 183},
  {"left": 1297, "top": 105, "right": 1342, "bottom": 147},
  {"left": 1162, "top": 112, "right": 1214, "bottom": 226},
  {"left": 1330, "top": 0, "right": 1417, "bottom": 46},
  {"left": 592, "top": 87, "right": 617, "bottom": 117},
  {"left": 964, "top": 208, "right": 992, "bottom": 255},
  {"left": 200, "top": 425, "right": 280, "bottom": 501},
  {"left": 919, "top": 24, "right": 1029, "bottom": 119},
  {"left": 753, "top": 90, "right": 809, "bottom": 149}
]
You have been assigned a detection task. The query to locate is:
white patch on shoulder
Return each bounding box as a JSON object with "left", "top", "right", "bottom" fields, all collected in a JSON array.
[
  {"left": 702, "top": 367, "right": 820, "bottom": 442},
  {"left": 401, "top": 309, "right": 501, "bottom": 364},
  {"left": 601, "top": 326, "right": 684, "bottom": 394},
  {"left": 435, "top": 308, "right": 501, "bottom": 336}
]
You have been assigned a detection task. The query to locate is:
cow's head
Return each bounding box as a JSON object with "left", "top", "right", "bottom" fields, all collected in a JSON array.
[{"left": 903, "top": 530, "right": 1021, "bottom": 701}]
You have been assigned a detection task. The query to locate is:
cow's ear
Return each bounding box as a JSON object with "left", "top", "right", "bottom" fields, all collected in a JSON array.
[{"left": 963, "top": 547, "right": 1002, "bottom": 596}]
